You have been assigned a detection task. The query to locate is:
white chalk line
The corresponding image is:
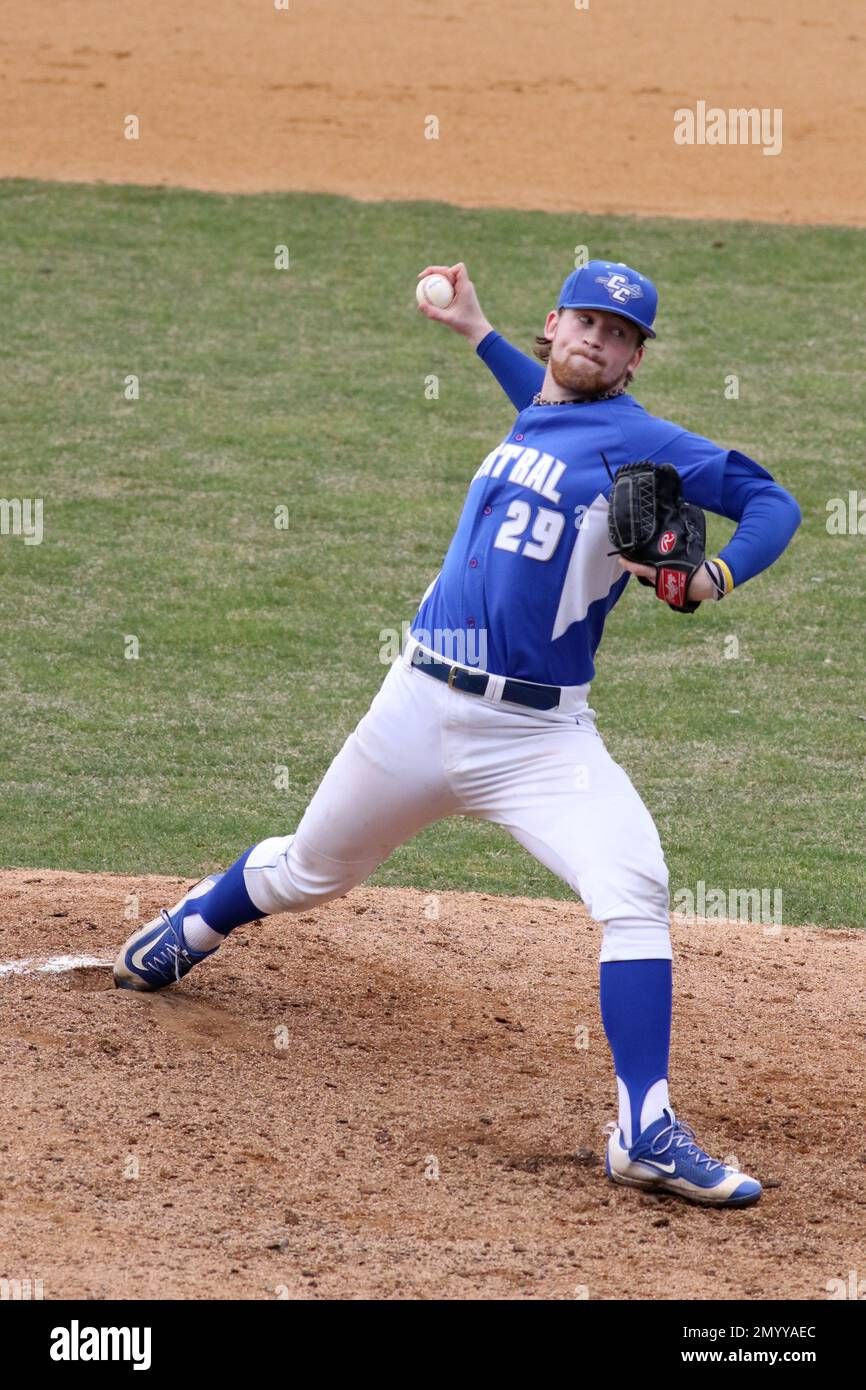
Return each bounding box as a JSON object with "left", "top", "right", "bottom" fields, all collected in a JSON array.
[{"left": 0, "top": 954, "right": 111, "bottom": 978}]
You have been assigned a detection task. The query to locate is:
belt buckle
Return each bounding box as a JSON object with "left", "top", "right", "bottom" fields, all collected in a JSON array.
[{"left": 447, "top": 664, "right": 459, "bottom": 690}]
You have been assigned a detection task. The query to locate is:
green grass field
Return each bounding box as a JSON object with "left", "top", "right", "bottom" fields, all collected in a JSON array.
[{"left": 1, "top": 180, "right": 863, "bottom": 925}]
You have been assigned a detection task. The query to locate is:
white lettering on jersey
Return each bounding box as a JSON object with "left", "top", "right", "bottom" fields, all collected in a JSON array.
[
  {"left": 492, "top": 443, "right": 524, "bottom": 477},
  {"left": 540, "top": 460, "right": 566, "bottom": 503},
  {"left": 550, "top": 493, "right": 624, "bottom": 641},
  {"left": 474, "top": 445, "right": 567, "bottom": 503},
  {"left": 494, "top": 502, "right": 565, "bottom": 561},
  {"left": 509, "top": 447, "right": 566, "bottom": 502},
  {"left": 522, "top": 453, "right": 553, "bottom": 492},
  {"left": 508, "top": 449, "right": 539, "bottom": 485}
]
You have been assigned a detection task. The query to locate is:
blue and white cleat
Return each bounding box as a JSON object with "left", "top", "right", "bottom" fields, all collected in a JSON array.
[
  {"left": 113, "top": 874, "right": 223, "bottom": 993},
  {"left": 605, "top": 1108, "right": 762, "bottom": 1207}
]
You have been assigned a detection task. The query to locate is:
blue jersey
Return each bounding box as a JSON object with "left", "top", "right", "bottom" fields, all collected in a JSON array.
[{"left": 411, "top": 353, "right": 801, "bottom": 688}]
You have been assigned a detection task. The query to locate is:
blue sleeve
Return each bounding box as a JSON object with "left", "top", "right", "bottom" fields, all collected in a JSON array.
[
  {"left": 476, "top": 331, "right": 544, "bottom": 412},
  {"left": 715, "top": 454, "right": 801, "bottom": 586},
  {"left": 641, "top": 429, "right": 732, "bottom": 512},
  {"left": 640, "top": 429, "right": 801, "bottom": 586}
]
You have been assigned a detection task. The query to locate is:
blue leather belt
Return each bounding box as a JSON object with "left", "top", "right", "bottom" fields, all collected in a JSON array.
[{"left": 410, "top": 646, "right": 562, "bottom": 711}]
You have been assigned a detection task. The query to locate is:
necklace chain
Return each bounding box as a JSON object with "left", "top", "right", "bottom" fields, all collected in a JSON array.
[{"left": 532, "top": 384, "right": 627, "bottom": 406}]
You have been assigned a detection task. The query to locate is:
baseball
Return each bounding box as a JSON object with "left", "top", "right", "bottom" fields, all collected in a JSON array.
[{"left": 416, "top": 273, "right": 455, "bottom": 309}]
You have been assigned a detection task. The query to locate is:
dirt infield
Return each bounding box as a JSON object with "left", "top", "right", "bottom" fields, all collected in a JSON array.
[
  {"left": 1, "top": 0, "right": 863, "bottom": 225},
  {"left": 1, "top": 869, "right": 864, "bottom": 1300}
]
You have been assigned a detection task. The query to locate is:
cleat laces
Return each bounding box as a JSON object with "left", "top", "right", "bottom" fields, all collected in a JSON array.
[
  {"left": 650, "top": 1117, "right": 724, "bottom": 1173},
  {"left": 156, "top": 909, "right": 190, "bottom": 982}
]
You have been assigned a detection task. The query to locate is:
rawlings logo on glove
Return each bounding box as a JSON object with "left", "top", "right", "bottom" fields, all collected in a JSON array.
[{"left": 607, "top": 459, "right": 707, "bottom": 613}]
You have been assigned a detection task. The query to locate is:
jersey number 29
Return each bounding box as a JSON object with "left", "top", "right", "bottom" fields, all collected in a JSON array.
[{"left": 493, "top": 501, "right": 565, "bottom": 562}]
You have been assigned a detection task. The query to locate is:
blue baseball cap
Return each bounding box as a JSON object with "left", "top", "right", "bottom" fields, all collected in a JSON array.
[{"left": 557, "top": 259, "right": 658, "bottom": 339}]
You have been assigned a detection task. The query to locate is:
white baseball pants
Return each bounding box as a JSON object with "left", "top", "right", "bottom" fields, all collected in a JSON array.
[{"left": 244, "top": 644, "right": 671, "bottom": 961}]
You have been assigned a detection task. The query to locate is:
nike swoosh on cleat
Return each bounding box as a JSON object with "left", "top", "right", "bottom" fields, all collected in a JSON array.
[
  {"left": 636, "top": 1158, "right": 677, "bottom": 1174},
  {"left": 131, "top": 930, "right": 168, "bottom": 974}
]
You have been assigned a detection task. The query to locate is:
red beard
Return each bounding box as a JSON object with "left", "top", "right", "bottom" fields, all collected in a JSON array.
[{"left": 549, "top": 345, "right": 612, "bottom": 397}]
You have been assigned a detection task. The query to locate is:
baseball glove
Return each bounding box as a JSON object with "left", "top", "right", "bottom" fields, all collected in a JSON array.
[{"left": 608, "top": 460, "right": 706, "bottom": 613}]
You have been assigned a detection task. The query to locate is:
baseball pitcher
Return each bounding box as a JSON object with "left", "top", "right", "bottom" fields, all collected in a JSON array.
[{"left": 115, "top": 260, "right": 801, "bottom": 1207}]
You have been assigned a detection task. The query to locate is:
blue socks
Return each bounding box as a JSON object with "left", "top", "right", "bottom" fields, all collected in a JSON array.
[
  {"left": 599, "top": 959, "right": 672, "bottom": 1148},
  {"left": 192, "top": 848, "right": 261, "bottom": 937}
]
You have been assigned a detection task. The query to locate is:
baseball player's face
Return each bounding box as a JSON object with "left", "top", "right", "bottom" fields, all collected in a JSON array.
[{"left": 545, "top": 309, "right": 644, "bottom": 397}]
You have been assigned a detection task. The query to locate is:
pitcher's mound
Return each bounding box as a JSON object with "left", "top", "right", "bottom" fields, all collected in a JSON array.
[{"left": 0, "top": 868, "right": 862, "bottom": 1300}]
